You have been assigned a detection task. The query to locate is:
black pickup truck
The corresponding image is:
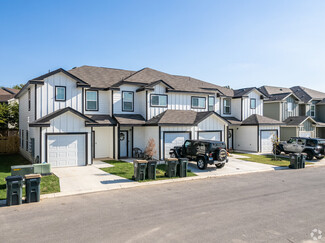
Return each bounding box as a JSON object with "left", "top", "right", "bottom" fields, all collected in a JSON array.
[
  {"left": 169, "top": 139, "right": 228, "bottom": 170},
  {"left": 273, "top": 137, "right": 325, "bottom": 160}
]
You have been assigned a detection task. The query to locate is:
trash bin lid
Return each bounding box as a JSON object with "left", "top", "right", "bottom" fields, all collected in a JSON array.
[
  {"left": 5, "top": 175, "right": 23, "bottom": 181},
  {"left": 24, "top": 174, "right": 42, "bottom": 179}
]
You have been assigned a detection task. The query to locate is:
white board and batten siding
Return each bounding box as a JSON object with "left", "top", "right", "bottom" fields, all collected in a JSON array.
[
  {"left": 242, "top": 90, "right": 264, "bottom": 120},
  {"left": 41, "top": 111, "right": 92, "bottom": 166},
  {"left": 94, "top": 127, "right": 114, "bottom": 158},
  {"left": 37, "top": 73, "right": 83, "bottom": 118}
]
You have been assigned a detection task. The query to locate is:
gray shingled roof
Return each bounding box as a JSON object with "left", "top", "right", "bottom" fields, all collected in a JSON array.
[
  {"left": 114, "top": 114, "right": 146, "bottom": 125},
  {"left": 146, "top": 110, "right": 228, "bottom": 126},
  {"left": 86, "top": 114, "right": 116, "bottom": 126},
  {"left": 283, "top": 116, "right": 316, "bottom": 126},
  {"left": 222, "top": 117, "right": 242, "bottom": 125},
  {"left": 241, "top": 114, "right": 283, "bottom": 125},
  {"left": 233, "top": 87, "right": 261, "bottom": 98},
  {"left": 259, "top": 86, "right": 292, "bottom": 97},
  {"left": 68, "top": 66, "right": 135, "bottom": 89},
  {"left": 291, "top": 86, "right": 325, "bottom": 103},
  {"left": 264, "top": 92, "right": 295, "bottom": 102}
]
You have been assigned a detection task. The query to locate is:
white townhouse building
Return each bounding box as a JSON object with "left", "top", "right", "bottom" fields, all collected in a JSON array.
[{"left": 16, "top": 66, "right": 281, "bottom": 167}]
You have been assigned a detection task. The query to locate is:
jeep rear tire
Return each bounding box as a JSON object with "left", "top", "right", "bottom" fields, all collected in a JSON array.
[
  {"left": 306, "top": 150, "right": 314, "bottom": 160},
  {"left": 197, "top": 157, "right": 207, "bottom": 170},
  {"left": 215, "top": 163, "right": 225, "bottom": 168}
]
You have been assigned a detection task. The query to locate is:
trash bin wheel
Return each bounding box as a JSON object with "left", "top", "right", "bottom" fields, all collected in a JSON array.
[
  {"left": 215, "top": 163, "right": 225, "bottom": 168},
  {"left": 197, "top": 157, "right": 207, "bottom": 170},
  {"left": 306, "top": 151, "right": 313, "bottom": 160}
]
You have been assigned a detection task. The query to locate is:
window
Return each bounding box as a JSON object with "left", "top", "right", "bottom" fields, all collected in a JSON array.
[
  {"left": 287, "top": 102, "right": 293, "bottom": 112},
  {"left": 21, "top": 130, "right": 24, "bottom": 148},
  {"left": 208, "top": 96, "right": 215, "bottom": 111},
  {"left": 25, "top": 130, "right": 28, "bottom": 151},
  {"left": 223, "top": 98, "right": 231, "bottom": 114},
  {"left": 191, "top": 97, "right": 206, "bottom": 109},
  {"left": 151, "top": 94, "right": 167, "bottom": 107},
  {"left": 250, "top": 98, "right": 256, "bottom": 109},
  {"left": 122, "top": 91, "right": 134, "bottom": 111},
  {"left": 28, "top": 88, "right": 31, "bottom": 111},
  {"left": 55, "top": 86, "right": 66, "bottom": 101},
  {"left": 311, "top": 104, "right": 315, "bottom": 117},
  {"left": 86, "top": 91, "right": 98, "bottom": 111}
]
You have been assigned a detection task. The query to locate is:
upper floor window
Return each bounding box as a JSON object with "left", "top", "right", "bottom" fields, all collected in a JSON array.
[
  {"left": 55, "top": 86, "right": 66, "bottom": 101},
  {"left": 250, "top": 98, "right": 256, "bottom": 109},
  {"left": 311, "top": 104, "right": 315, "bottom": 117},
  {"left": 223, "top": 98, "right": 231, "bottom": 114},
  {"left": 86, "top": 90, "right": 98, "bottom": 111},
  {"left": 191, "top": 97, "right": 206, "bottom": 109},
  {"left": 208, "top": 96, "right": 215, "bottom": 111},
  {"left": 28, "top": 88, "right": 31, "bottom": 111},
  {"left": 151, "top": 94, "right": 167, "bottom": 107},
  {"left": 25, "top": 130, "right": 29, "bottom": 151},
  {"left": 288, "top": 102, "right": 293, "bottom": 112},
  {"left": 122, "top": 91, "right": 134, "bottom": 111}
]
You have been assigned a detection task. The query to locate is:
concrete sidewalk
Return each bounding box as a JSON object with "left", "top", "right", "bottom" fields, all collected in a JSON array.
[{"left": 40, "top": 155, "right": 288, "bottom": 200}]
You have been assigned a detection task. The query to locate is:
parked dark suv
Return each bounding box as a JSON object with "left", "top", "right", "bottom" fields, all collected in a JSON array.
[
  {"left": 169, "top": 140, "right": 228, "bottom": 170},
  {"left": 273, "top": 137, "right": 325, "bottom": 160}
]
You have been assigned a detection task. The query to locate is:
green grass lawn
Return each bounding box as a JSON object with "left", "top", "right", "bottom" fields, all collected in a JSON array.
[
  {"left": 233, "top": 153, "right": 312, "bottom": 167},
  {"left": 0, "top": 154, "right": 60, "bottom": 200},
  {"left": 101, "top": 160, "right": 196, "bottom": 182}
]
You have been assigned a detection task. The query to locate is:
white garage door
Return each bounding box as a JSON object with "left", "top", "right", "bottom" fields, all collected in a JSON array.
[
  {"left": 47, "top": 134, "right": 86, "bottom": 167},
  {"left": 164, "top": 132, "right": 190, "bottom": 158},
  {"left": 198, "top": 131, "right": 221, "bottom": 141},
  {"left": 261, "top": 130, "right": 277, "bottom": 153}
]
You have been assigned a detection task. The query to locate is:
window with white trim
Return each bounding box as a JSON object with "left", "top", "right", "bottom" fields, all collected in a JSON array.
[
  {"left": 122, "top": 91, "right": 134, "bottom": 111},
  {"left": 287, "top": 102, "right": 293, "bottom": 112},
  {"left": 311, "top": 104, "right": 315, "bottom": 117},
  {"left": 250, "top": 98, "right": 256, "bottom": 109},
  {"left": 86, "top": 91, "right": 98, "bottom": 111},
  {"left": 191, "top": 97, "right": 206, "bottom": 109},
  {"left": 151, "top": 94, "right": 167, "bottom": 107},
  {"left": 223, "top": 98, "right": 231, "bottom": 114},
  {"left": 208, "top": 96, "right": 215, "bottom": 111}
]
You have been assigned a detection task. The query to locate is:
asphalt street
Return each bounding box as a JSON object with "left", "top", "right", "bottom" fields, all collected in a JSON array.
[{"left": 1, "top": 167, "right": 325, "bottom": 243}]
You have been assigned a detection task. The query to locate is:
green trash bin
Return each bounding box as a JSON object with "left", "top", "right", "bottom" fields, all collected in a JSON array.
[
  {"left": 147, "top": 160, "right": 157, "bottom": 180},
  {"left": 300, "top": 153, "right": 306, "bottom": 168},
  {"left": 133, "top": 160, "right": 148, "bottom": 181},
  {"left": 177, "top": 158, "right": 188, "bottom": 177},
  {"left": 5, "top": 175, "right": 23, "bottom": 206},
  {"left": 165, "top": 158, "right": 178, "bottom": 178},
  {"left": 25, "top": 174, "right": 41, "bottom": 203},
  {"left": 289, "top": 153, "right": 300, "bottom": 169}
]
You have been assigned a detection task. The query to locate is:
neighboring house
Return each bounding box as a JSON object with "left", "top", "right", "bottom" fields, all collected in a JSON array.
[
  {"left": 259, "top": 85, "right": 325, "bottom": 140},
  {"left": 0, "top": 87, "right": 19, "bottom": 104},
  {"left": 15, "top": 66, "right": 280, "bottom": 166}
]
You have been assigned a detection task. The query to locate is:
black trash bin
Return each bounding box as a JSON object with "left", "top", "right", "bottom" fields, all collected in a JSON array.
[
  {"left": 289, "top": 153, "right": 299, "bottom": 169},
  {"left": 147, "top": 160, "right": 157, "bottom": 180},
  {"left": 300, "top": 153, "right": 306, "bottom": 168},
  {"left": 5, "top": 175, "right": 23, "bottom": 206},
  {"left": 177, "top": 158, "right": 188, "bottom": 177},
  {"left": 25, "top": 174, "right": 41, "bottom": 203},
  {"left": 133, "top": 160, "right": 148, "bottom": 181},
  {"left": 165, "top": 158, "right": 178, "bottom": 178}
]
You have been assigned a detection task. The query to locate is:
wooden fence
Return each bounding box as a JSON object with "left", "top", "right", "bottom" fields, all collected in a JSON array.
[{"left": 0, "top": 136, "right": 19, "bottom": 154}]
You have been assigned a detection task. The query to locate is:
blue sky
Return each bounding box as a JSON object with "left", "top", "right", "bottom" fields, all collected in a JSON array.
[{"left": 1, "top": 0, "right": 325, "bottom": 91}]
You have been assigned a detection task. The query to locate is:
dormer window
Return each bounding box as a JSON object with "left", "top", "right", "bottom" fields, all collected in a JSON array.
[
  {"left": 122, "top": 91, "right": 134, "bottom": 111},
  {"left": 223, "top": 98, "right": 231, "bottom": 114},
  {"left": 311, "top": 104, "right": 315, "bottom": 117},
  {"left": 288, "top": 102, "right": 293, "bottom": 112},
  {"left": 55, "top": 86, "right": 66, "bottom": 101},
  {"left": 86, "top": 90, "right": 98, "bottom": 111},
  {"left": 191, "top": 97, "right": 206, "bottom": 109},
  {"left": 250, "top": 98, "right": 256, "bottom": 109}
]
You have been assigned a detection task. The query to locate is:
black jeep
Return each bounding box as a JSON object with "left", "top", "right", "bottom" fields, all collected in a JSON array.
[
  {"left": 273, "top": 137, "right": 325, "bottom": 160},
  {"left": 169, "top": 140, "right": 228, "bottom": 170}
]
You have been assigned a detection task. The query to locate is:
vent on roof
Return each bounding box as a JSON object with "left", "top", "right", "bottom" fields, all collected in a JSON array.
[{"left": 280, "top": 88, "right": 282, "bottom": 91}]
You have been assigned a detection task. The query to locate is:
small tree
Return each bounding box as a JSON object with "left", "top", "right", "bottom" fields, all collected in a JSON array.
[
  {"left": 271, "top": 134, "right": 280, "bottom": 160},
  {"left": 12, "top": 84, "right": 24, "bottom": 90},
  {"left": 144, "top": 138, "right": 157, "bottom": 160},
  {"left": 8, "top": 102, "right": 19, "bottom": 129},
  {"left": 0, "top": 103, "right": 9, "bottom": 129}
]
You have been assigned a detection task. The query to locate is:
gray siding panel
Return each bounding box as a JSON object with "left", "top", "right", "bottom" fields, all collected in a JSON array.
[
  {"left": 316, "top": 105, "right": 325, "bottom": 122},
  {"left": 264, "top": 103, "right": 280, "bottom": 121},
  {"left": 282, "top": 96, "right": 298, "bottom": 121},
  {"left": 280, "top": 127, "right": 297, "bottom": 141}
]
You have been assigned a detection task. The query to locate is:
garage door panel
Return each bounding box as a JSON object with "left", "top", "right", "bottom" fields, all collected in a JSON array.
[
  {"left": 198, "top": 131, "right": 221, "bottom": 141},
  {"left": 164, "top": 132, "right": 190, "bottom": 159},
  {"left": 47, "top": 134, "right": 86, "bottom": 167},
  {"left": 261, "top": 130, "right": 277, "bottom": 153}
]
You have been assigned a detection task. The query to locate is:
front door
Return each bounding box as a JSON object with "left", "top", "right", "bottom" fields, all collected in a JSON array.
[{"left": 120, "top": 131, "right": 128, "bottom": 157}]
